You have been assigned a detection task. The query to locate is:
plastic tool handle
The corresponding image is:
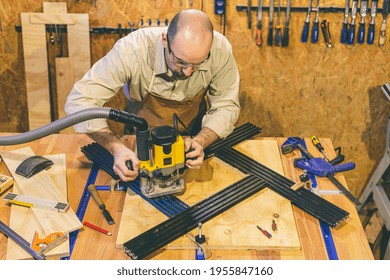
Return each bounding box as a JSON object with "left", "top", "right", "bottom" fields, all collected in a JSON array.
[
  {"left": 311, "top": 21, "right": 319, "bottom": 43},
  {"left": 367, "top": 23, "right": 375, "bottom": 44},
  {"left": 282, "top": 27, "right": 289, "bottom": 47},
  {"left": 256, "top": 27, "right": 263, "bottom": 46},
  {"left": 274, "top": 25, "right": 282, "bottom": 45},
  {"left": 125, "top": 160, "right": 133, "bottom": 170},
  {"left": 301, "top": 21, "right": 309, "bottom": 42},
  {"left": 347, "top": 23, "right": 356, "bottom": 44},
  {"left": 357, "top": 22, "right": 365, "bottom": 43},
  {"left": 340, "top": 22, "right": 348, "bottom": 43},
  {"left": 267, "top": 26, "right": 273, "bottom": 46},
  {"left": 379, "top": 20, "right": 387, "bottom": 46},
  {"left": 333, "top": 162, "right": 356, "bottom": 173}
]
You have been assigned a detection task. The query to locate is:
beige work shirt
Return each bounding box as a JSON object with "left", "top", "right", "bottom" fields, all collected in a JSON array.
[{"left": 64, "top": 27, "right": 240, "bottom": 138}]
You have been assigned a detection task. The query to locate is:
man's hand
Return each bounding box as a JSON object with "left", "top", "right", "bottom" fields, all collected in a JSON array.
[
  {"left": 184, "top": 138, "right": 204, "bottom": 169},
  {"left": 88, "top": 128, "right": 139, "bottom": 182},
  {"left": 111, "top": 145, "right": 139, "bottom": 181},
  {"left": 185, "top": 127, "right": 219, "bottom": 169}
]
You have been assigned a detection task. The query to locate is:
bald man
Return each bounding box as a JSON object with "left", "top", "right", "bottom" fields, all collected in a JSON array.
[{"left": 65, "top": 9, "right": 240, "bottom": 182}]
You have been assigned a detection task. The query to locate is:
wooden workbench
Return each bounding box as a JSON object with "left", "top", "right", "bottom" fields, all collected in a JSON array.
[{"left": 0, "top": 133, "right": 374, "bottom": 260}]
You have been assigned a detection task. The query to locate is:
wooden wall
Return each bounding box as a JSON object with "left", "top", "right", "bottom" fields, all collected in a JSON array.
[{"left": 1, "top": 0, "right": 390, "bottom": 198}]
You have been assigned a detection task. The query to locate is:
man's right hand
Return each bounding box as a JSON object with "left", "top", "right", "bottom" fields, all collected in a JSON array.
[
  {"left": 112, "top": 146, "right": 139, "bottom": 182},
  {"left": 88, "top": 128, "right": 139, "bottom": 182}
]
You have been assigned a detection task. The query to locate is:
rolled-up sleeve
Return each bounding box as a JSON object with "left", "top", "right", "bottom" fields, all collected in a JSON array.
[{"left": 202, "top": 39, "right": 240, "bottom": 139}]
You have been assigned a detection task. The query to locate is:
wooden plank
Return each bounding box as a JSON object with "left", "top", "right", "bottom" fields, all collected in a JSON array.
[
  {"left": 116, "top": 139, "right": 300, "bottom": 251},
  {"left": 1, "top": 147, "right": 82, "bottom": 236},
  {"left": 55, "top": 57, "right": 75, "bottom": 134},
  {"left": 5, "top": 154, "right": 70, "bottom": 260},
  {"left": 21, "top": 13, "right": 51, "bottom": 130},
  {"left": 29, "top": 13, "right": 77, "bottom": 25},
  {"left": 67, "top": 14, "right": 91, "bottom": 81},
  {"left": 43, "top": 2, "right": 67, "bottom": 14}
]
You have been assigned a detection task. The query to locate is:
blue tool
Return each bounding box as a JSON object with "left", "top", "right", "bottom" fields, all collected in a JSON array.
[{"left": 281, "top": 137, "right": 361, "bottom": 206}]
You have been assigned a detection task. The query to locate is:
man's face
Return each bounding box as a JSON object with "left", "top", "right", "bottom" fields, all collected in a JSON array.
[{"left": 164, "top": 32, "right": 212, "bottom": 80}]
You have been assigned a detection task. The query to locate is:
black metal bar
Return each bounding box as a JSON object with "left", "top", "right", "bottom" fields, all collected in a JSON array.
[
  {"left": 216, "top": 147, "right": 349, "bottom": 227},
  {"left": 123, "top": 175, "right": 266, "bottom": 259}
]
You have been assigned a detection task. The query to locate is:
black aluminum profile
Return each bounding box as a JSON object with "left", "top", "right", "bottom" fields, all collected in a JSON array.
[
  {"left": 123, "top": 175, "right": 267, "bottom": 260},
  {"left": 216, "top": 147, "right": 349, "bottom": 227}
]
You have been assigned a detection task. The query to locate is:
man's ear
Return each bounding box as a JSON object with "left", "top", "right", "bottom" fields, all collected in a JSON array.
[{"left": 162, "top": 32, "right": 168, "bottom": 47}]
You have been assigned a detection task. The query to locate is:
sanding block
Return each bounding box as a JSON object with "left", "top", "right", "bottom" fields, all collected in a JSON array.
[{"left": 15, "top": 155, "right": 54, "bottom": 178}]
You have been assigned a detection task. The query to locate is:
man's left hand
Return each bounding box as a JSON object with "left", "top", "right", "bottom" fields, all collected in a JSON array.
[{"left": 184, "top": 138, "right": 204, "bottom": 169}]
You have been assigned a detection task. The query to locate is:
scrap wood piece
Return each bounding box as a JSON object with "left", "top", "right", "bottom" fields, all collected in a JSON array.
[
  {"left": 4, "top": 153, "right": 71, "bottom": 259},
  {"left": 1, "top": 147, "right": 82, "bottom": 235}
]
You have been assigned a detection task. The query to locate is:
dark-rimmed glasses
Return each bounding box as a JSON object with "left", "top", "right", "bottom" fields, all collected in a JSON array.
[{"left": 166, "top": 35, "right": 210, "bottom": 70}]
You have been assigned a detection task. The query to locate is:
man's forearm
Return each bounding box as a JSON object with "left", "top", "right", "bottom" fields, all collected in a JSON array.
[
  {"left": 88, "top": 127, "right": 126, "bottom": 154},
  {"left": 193, "top": 127, "right": 219, "bottom": 148}
]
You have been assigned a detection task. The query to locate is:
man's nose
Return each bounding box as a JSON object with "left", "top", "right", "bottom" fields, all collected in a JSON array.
[{"left": 182, "top": 66, "right": 194, "bottom": 76}]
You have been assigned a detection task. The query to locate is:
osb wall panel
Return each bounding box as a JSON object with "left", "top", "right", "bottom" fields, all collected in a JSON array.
[{"left": 0, "top": 0, "right": 390, "bottom": 198}]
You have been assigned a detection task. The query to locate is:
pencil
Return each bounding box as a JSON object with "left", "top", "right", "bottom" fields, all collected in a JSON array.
[{"left": 83, "top": 221, "right": 112, "bottom": 236}]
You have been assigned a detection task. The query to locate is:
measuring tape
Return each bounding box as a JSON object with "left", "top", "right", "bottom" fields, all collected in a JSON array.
[{"left": 3, "top": 193, "right": 70, "bottom": 213}]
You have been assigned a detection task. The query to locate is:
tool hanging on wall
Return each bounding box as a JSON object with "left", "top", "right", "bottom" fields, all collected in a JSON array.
[
  {"left": 321, "top": 19, "right": 333, "bottom": 47},
  {"left": 367, "top": 0, "right": 378, "bottom": 44},
  {"left": 267, "top": 0, "right": 275, "bottom": 46},
  {"left": 340, "top": 0, "right": 350, "bottom": 43},
  {"left": 379, "top": 0, "right": 389, "bottom": 46},
  {"left": 255, "top": 0, "right": 263, "bottom": 46},
  {"left": 347, "top": 0, "right": 358, "bottom": 44},
  {"left": 301, "top": 0, "right": 313, "bottom": 42},
  {"left": 248, "top": 0, "right": 252, "bottom": 29},
  {"left": 357, "top": 0, "right": 368, "bottom": 44},
  {"left": 311, "top": 0, "right": 320, "bottom": 43},
  {"left": 274, "top": 0, "right": 282, "bottom": 46},
  {"left": 282, "top": 0, "right": 291, "bottom": 47}
]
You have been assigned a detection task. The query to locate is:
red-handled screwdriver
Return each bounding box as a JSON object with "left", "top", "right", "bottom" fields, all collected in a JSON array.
[{"left": 256, "top": 225, "right": 272, "bottom": 238}]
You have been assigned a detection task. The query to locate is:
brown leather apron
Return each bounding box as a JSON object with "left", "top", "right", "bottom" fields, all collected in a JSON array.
[{"left": 126, "top": 88, "right": 207, "bottom": 135}]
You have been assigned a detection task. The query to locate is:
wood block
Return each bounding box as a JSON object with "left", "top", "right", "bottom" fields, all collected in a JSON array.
[
  {"left": 43, "top": 2, "right": 67, "bottom": 14},
  {"left": 1, "top": 147, "right": 82, "bottom": 236},
  {"left": 116, "top": 139, "right": 300, "bottom": 251},
  {"left": 5, "top": 154, "right": 71, "bottom": 259},
  {"left": 67, "top": 14, "right": 90, "bottom": 81},
  {"left": 21, "top": 13, "right": 51, "bottom": 130},
  {"left": 56, "top": 57, "right": 75, "bottom": 134}
]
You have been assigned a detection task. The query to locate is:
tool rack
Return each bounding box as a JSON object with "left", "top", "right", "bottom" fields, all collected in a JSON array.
[{"left": 358, "top": 84, "right": 390, "bottom": 259}]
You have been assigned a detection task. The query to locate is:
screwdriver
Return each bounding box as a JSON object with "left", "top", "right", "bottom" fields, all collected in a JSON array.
[
  {"left": 256, "top": 225, "right": 272, "bottom": 238},
  {"left": 310, "top": 135, "right": 329, "bottom": 161}
]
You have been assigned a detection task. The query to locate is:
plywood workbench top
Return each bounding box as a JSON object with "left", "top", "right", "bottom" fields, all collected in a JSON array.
[{"left": 0, "top": 133, "right": 374, "bottom": 260}]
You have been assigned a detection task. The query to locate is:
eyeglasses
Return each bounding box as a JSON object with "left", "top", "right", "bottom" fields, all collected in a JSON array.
[{"left": 166, "top": 35, "right": 210, "bottom": 70}]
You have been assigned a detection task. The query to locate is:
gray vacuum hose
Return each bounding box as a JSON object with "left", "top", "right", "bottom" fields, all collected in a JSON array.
[{"left": 0, "top": 107, "right": 144, "bottom": 146}]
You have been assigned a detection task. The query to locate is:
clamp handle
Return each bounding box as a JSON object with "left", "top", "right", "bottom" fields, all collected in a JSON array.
[{"left": 333, "top": 161, "right": 356, "bottom": 173}]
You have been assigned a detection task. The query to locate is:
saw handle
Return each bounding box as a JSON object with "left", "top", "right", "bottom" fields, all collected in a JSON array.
[{"left": 333, "top": 162, "right": 356, "bottom": 173}]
